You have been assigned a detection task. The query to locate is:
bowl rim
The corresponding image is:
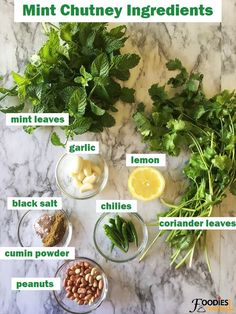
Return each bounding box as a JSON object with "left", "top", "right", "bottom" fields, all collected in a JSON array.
[
  {"left": 17, "top": 209, "right": 72, "bottom": 247},
  {"left": 93, "top": 212, "right": 148, "bottom": 263},
  {"left": 53, "top": 256, "right": 109, "bottom": 314},
  {"left": 55, "top": 153, "right": 109, "bottom": 200}
]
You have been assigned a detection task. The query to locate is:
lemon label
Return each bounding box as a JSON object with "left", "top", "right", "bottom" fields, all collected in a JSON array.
[{"left": 126, "top": 154, "right": 166, "bottom": 167}]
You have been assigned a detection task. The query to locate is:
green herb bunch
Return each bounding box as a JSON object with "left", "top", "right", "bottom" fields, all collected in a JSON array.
[
  {"left": 0, "top": 23, "right": 140, "bottom": 146},
  {"left": 134, "top": 59, "right": 236, "bottom": 269}
]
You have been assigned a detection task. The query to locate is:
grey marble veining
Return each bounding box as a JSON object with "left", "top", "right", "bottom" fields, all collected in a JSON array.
[{"left": 0, "top": 1, "right": 236, "bottom": 313}]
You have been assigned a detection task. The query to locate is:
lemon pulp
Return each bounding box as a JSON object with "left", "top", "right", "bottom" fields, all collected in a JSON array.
[{"left": 128, "top": 167, "right": 165, "bottom": 201}]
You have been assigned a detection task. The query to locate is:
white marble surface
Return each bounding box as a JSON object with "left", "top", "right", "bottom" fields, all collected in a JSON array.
[{"left": 0, "top": 1, "right": 236, "bottom": 313}]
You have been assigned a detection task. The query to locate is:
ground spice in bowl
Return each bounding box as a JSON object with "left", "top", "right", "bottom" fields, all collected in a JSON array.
[{"left": 34, "top": 212, "right": 66, "bottom": 247}]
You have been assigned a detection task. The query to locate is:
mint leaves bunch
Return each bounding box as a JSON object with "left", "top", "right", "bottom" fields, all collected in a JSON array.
[
  {"left": 0, "top": 23, "right": 140, "bottom": 146},
  {"left": 134, "top": 59, "right": 236, "bottom": 269}
]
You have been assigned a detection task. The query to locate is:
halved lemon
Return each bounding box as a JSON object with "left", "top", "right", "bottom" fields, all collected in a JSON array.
[{"left": 128, "top": 167, "right": 165, "bottom": 201}]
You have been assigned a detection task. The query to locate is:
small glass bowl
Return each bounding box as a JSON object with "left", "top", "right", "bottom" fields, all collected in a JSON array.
[
  {"left": 54, "top": 257, "right": 108, "bottom": 314},
  {"left": 55, "top": 153, "right": 109, "bottom": 200},
  {"left": 93, "top": 213, "right": 148, "bottom": 263},
  {"left": 17, "top": 209, "right": 72, "bottom": 247}
]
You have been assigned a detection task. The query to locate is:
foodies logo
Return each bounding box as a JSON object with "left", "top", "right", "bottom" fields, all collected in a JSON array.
[{"left": 189, "top": 296, "right": 234, "bottom": 313}]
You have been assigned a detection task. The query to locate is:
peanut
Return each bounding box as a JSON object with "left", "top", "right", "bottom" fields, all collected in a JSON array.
[
  {"left": 84, "top": 294, "right": 92, "bottom": 301},
  {"left": 98, "top": 280, "right": 103, "bottom": 290},
  {"left": 64, "top": 261, "right": 105, "bottom": 306},
  {"left": 96, "top": 275, "right": 102, "bottom": 281},
  {"left": 91, "top": 267, "right": 98, "bottom": 276},
  {"left": 78, "top": 288, "right": 86, "bottom": 294},
  {"left": 93, "top": 280, "right": 98, "bottom": 288}
]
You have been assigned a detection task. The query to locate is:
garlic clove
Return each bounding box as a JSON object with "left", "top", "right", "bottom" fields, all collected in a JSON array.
[
  {"left": 83, "top": 174, "right": 97, "bottom": 184},
  {"left": 77, "top": 171, "right": 85, "bottom": 182},
  {"left": 83, "top": 160, "right": 92, "bottom": 176},
  {"left": 91, "top": 164, "right": 102, "bottom": 177},
  {"left": 71, "top": 156, "right": 84, "bottom": 174},
  {"left": 73, "top": 177, "right": 83, "bottom": 188},
  {"left": 80, "top": 183, "right": 94, "bottom": 193}
]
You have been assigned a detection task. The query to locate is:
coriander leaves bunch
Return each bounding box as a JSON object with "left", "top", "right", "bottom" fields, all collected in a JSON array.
[
  {"left": 0, "top": 23, "right": 140, "bottom": 146},
  {"left": 134, "top": 59, "right": 236, "bottom": 269}
]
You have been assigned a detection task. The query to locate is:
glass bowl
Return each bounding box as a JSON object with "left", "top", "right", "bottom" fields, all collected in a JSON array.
[
  {"left": 17, "top": 209, "right": 72, "bottom": 247},
  {"left": 55, "top": 153, "right": 109, "bottom": 200},
  {"left": 54, "top": 257, "right": 108, "bottom": 314},
  {"left": 93, "top": 213, "right": 148, "bottom": 263}
]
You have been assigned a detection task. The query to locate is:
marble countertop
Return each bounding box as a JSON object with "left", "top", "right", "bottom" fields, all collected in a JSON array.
[{"left": 0, "top": 1, "right": 236, "bottom": 313}]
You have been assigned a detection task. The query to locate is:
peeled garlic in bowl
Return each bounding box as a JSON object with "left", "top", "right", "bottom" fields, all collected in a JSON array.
[{"left": 69, "top": 156, "right": 102, "bottom": 193}]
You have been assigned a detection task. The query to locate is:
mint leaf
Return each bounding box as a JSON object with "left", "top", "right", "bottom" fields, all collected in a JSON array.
[
  {"left": 109, "top": 25, "right": 127, "bottom": 38},
  {"left": 0, "top": 103, "right": 24, "bottom": 113},
  {"left": 69, "top": 88, "right": 87, "bottom": 115},
  {"left": 90, "top": 100, "right": 105, "bottom": 116},
  {"left": 39, "top": 29, "right": 59, "bottom": 64},
  {"left": 23, "top": 126, "right": 38, "bottom": 134},
  {"left": 112, "top": 54, "right": 140, "bottom": 70},
  {"left": 51, "top": 132, "right": 64, "bottom": 147},
  {"left": 91, "top": 53, "right": 109, "bottom": 77},
  {"left": 120, "top": 87, "right": 135, "bottom": 103},
  {"left": 12, "top": 72, "right": 30, "bottom": 100},
  {"left": 60, "top": 23, "right": 75, "bottom": 42},
  {"left": 100, "top": 112, "right": 115, "bottom": 127},
  {"left": 12, "top": 72, "right": 30, "bottom": 86},
  {"left": 73, "top": 116, "right": 93, "bottom": 134},
  {"left": 110, "top": 54, "right": 140, "bottom": 81},
  {"left": 110, "top": 69, "right": 130, "bottom": 81},
  {"left": 103, "top": 36, "right": 127, "bottom": 54},
  {"left": 74, "top": 66, "right": 93, "bottom": 87}
]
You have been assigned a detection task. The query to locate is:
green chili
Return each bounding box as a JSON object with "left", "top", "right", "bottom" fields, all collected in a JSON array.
[{"left": 129, "top": 221, "right": 139, "bottom": 247}]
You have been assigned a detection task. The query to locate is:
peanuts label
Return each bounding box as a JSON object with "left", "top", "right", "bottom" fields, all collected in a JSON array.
[{"left": 11, "top": 278, "right": 61, "bottom": 290}]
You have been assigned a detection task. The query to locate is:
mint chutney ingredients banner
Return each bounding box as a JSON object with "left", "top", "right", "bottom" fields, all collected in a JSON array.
[{"left": 14, "top": 0, "right": 222, "bottom": 23}]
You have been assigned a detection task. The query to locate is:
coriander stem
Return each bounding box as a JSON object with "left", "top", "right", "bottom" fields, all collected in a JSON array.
[{"left": 139, "top": 230, "right": 163, "bottom": 262}]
